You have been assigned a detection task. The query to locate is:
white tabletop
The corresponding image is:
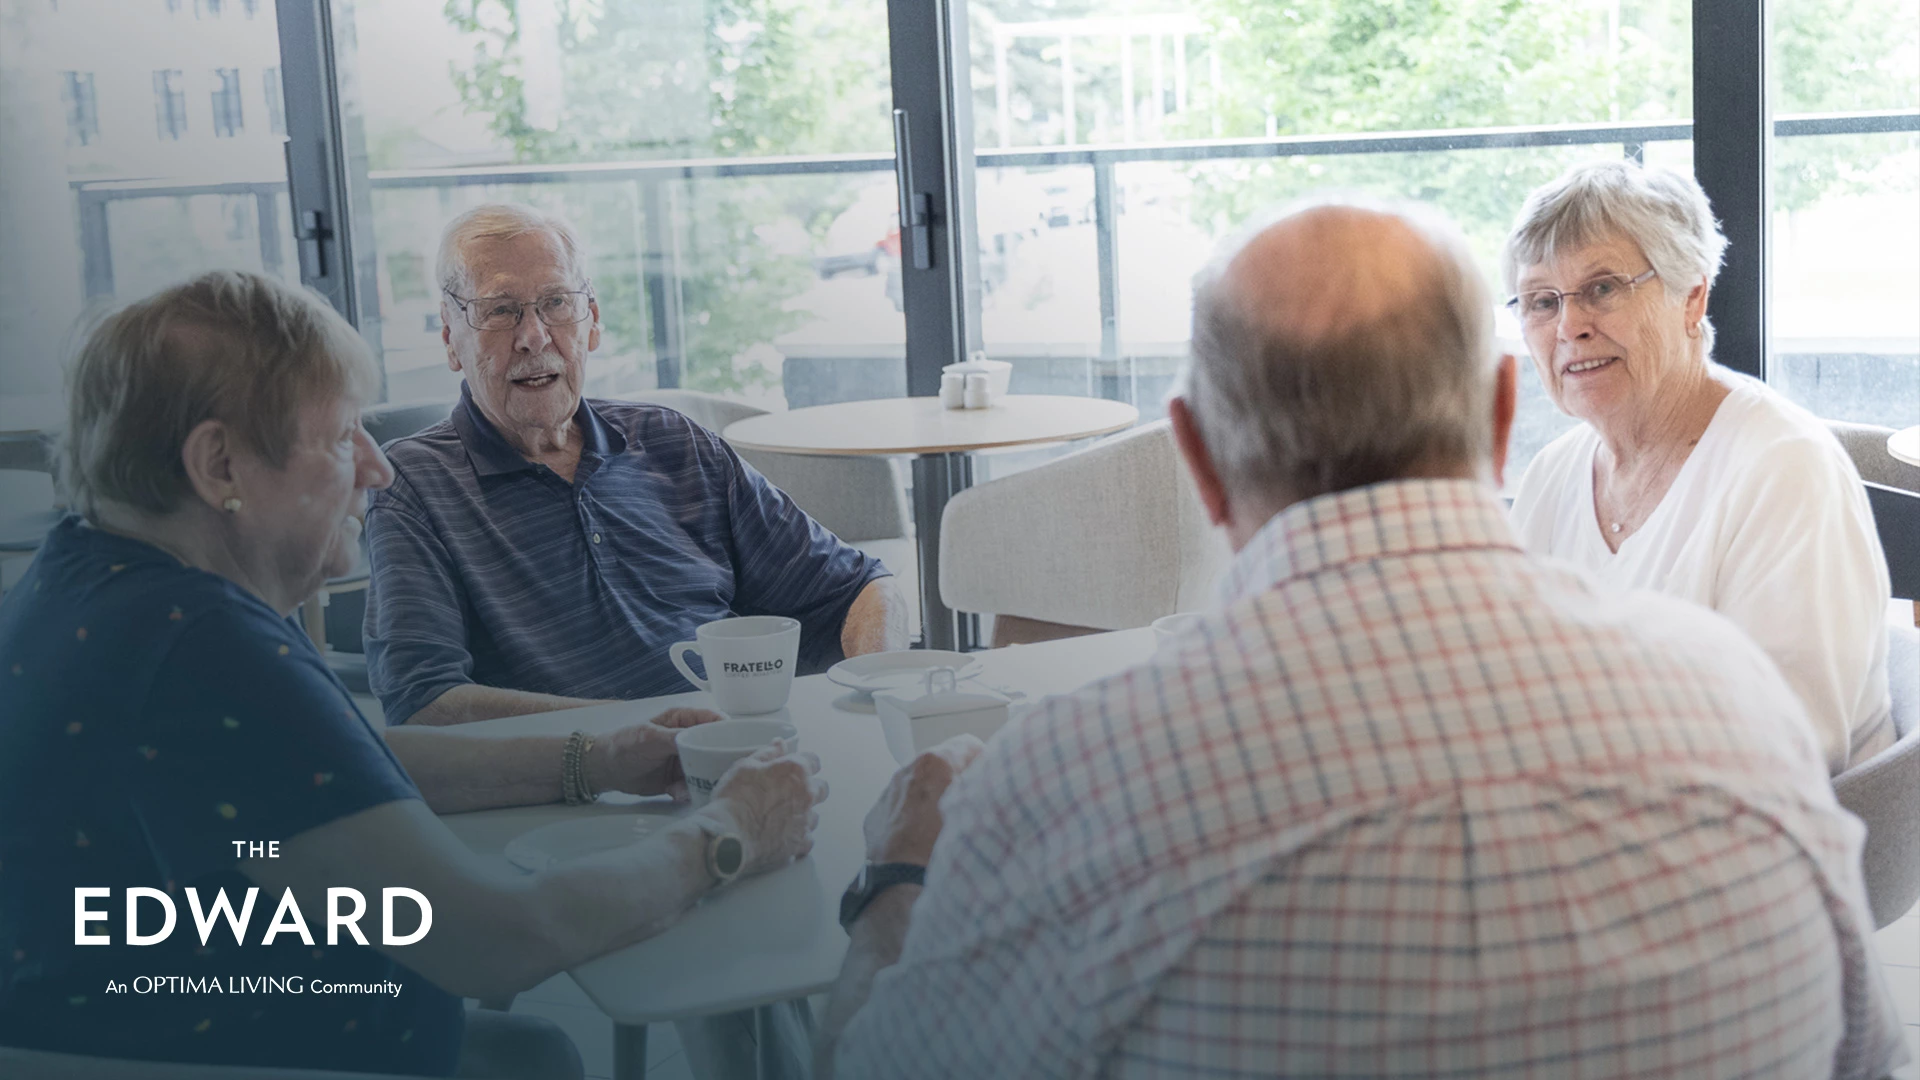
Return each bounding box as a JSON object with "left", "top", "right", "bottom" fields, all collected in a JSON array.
[
  {"left": 721, "top": 394, "right": 1139, "bottom": 457},
  {"left": 1890, "top": 426, "right": 1920, "bottom": 468},
  {"left": 438, "top": 628, "right": 1160, "bottom": 1025}
]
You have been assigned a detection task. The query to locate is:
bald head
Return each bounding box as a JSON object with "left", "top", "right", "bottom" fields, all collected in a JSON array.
[{"left": 1182, "top": 199, "right": 1498, "bottom": 515}]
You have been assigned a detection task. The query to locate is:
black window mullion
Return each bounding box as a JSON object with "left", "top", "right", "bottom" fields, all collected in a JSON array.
[
  {"left": 1691, "top": 0, "right": 1770, "bottom": 380},
  {"left": 274, "top": 0, "right": 385, "bottom": 394},
  {"left": 885, "top": 0, "right": 983, "bottom": 398}
]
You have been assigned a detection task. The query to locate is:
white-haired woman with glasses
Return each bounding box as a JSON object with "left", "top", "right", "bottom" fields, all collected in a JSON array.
[{"left": 1505, "top": 160, "right": 1893, "bottom": 774}]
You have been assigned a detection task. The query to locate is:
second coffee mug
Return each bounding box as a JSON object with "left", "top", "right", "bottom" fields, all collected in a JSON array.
[{"left": 669, "top": 616, "right": 801, "bottom": 715}]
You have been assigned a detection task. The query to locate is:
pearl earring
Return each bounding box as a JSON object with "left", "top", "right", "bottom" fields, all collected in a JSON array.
[{"left": 222, "top": 497, "right": 243, "bottom": 513}]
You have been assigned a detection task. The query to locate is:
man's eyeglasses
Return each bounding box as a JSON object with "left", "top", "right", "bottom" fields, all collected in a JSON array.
[
  {"left": 444, "top": 288, "right": 595, "bottom": 332},
  {"left": 1506, "top": 268, "right": 1658, "bottom": 327}
]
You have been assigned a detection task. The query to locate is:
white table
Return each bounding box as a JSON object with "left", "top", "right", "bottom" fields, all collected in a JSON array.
[
  {"left": 723, "top": 395, "right": 1138, "bottom": 651},
  {"left": 1890, "top": 426, "right": 1920, "bottom": 468},
  {"left": 439, "top": 628, "right": 1160, "bottom": 1080}
]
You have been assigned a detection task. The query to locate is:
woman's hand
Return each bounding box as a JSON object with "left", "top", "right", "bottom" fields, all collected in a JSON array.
[
  {"left": 700, "top": 739, "right": 829, "bottom": 876},
  {"left": 587, "top": 708, "right": 722, "bottom": 801}
]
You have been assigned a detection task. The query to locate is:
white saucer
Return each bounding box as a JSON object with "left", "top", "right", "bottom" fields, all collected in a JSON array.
[
  {"left": 826, "top": 650, "right": 984, "bottom": 697},
  {"left": 505, "top": 814, "right": 670, "bottom": 873}
]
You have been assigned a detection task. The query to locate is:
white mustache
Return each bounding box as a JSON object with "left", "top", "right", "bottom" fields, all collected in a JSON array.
[{"left": 508, "top": 353, "right": 567, "bottom": 382}]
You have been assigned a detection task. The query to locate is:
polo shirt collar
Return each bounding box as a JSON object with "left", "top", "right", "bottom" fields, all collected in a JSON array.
[{"left": 451, "top": 381, "right": 627, "bottom": 477}]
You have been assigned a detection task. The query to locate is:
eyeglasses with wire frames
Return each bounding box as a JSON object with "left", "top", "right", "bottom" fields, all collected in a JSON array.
[
  {"left": 1506, "top": 268, "right": 1658, "bottom": 327},
  {"left": 443, "top": 288, "right": 596, "bottom": 332}
]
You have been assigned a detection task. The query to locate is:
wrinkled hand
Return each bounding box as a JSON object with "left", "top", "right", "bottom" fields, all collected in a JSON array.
[
  {"left": 864, "top": 735, "right": 985, "bottom": 866},
  {"left": 588, "top": 709, "right": 722, "bottom": 801},
  {"left": 703, "top": 739, "right": 829, "bottom": 876}
]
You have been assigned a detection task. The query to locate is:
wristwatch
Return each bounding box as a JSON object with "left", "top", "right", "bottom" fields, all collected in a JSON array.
[
  {"left": 694, "top": 818, "right": 746, "bottom": 886},
  {"left": 838, "top": 862, "right": 926, "bottom": 933}
]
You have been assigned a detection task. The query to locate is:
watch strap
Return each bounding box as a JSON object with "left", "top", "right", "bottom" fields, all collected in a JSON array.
[{"left": 839, "top": 862, "right": 926, "bottom": 932}]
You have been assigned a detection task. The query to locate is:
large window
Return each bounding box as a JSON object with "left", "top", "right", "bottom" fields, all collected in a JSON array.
[
  {"left": 2, "top": 0, "right": 1912, "bottom": 491},
  {"left": 60, "top": 71, "right": 98, "bottom": 146},
  {"left": 329, "top": 0, "right": 903, "bottom": 411},
  {"left": 151, "top": 69, "right": 187, "bottom": 140},
  {"left": 0, "top": 0, "right": 295, "bottom": 437},
  {"left": 210, "top": 67, "right": 244, "bottom": 137},
  {"left": 964, "top": 0, "right": 1696, "bottom": 480},
  {"left": 262, "top": 66, "right": 284, "bottom": 135},
  {"left": 1766, "top": 0, "right": 1919, "bottom": 429}
]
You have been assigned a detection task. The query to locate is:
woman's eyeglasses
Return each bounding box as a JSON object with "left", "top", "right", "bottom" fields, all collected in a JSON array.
[{"left": 1507, "top": 268, "right": 1658, "bottom": 326}]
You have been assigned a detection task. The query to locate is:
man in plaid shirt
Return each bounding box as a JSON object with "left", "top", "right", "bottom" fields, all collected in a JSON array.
[{"left": 817, "top": 200, "right": 1907, "bottom": 1079}]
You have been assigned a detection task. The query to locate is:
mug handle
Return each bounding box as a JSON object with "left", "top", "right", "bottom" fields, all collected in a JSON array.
[{"left": 669, "top": 641, "right": 709, "bottom": 691}]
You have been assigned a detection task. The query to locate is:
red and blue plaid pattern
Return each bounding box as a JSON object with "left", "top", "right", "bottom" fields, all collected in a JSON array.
[{"left": 836, "top": 479, "right": 1905, "bottom": 1079}]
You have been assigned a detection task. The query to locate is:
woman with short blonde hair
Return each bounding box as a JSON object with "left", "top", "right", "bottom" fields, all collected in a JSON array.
[{"left": 0, "top": 271, "right": 825, "bottom": 1076}]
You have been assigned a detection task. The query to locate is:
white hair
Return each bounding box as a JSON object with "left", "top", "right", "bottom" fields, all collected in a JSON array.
[
  {"left": 1501, "top": 160, "right": 1727, "bottom": 353},
  {"left": 1184, "top": 195, "right": 1498, "bottom": 503},
  {"left": 436, "top": 203, "right": 589, "bottom": 297}
]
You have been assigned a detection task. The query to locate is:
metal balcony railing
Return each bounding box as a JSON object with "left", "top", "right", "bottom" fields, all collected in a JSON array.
[{"left": 71, "top": 110, "right": 1920, "bottom": 388}]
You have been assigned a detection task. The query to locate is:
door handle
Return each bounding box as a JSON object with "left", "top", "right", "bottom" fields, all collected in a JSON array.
[{"left": 892, "top": 108, "right": 934, "bottom": 270}]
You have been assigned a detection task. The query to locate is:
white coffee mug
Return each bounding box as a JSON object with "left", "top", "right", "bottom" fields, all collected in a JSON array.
[
  {"left": 675, "top": 718, "right": 799, "bottom": 807},
  {"left": 669, "top": 616, "right": 801, "bottom": 715}
]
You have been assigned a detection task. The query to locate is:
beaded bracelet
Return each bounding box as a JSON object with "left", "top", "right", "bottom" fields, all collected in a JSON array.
[{"left": 563, "top": 730, "right": 595, "bottom": 806}]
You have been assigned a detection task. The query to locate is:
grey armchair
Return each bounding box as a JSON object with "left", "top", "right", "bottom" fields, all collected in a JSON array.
[
  {"left": 1834, "top": 623, "right": 1920, "bottom": 929},
  {"left": 1823, "top": 421, "right": 1920, "bottom": 927}
]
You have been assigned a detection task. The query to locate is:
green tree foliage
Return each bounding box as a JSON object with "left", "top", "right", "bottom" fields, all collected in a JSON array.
[
  {"left": 1771, "top": 0, "right": 1920, "bottom": 210},
  {"left": 440, "top": 0, "right": 890, "bottom": 394},
  {"left": 1175, "top": 0, "right": 1695, "bottom": 266}
]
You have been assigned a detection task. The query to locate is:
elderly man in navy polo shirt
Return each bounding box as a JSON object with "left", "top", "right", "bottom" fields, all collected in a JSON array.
[{"left": 365, "top": 203, "right": 907, "bottom": 728}]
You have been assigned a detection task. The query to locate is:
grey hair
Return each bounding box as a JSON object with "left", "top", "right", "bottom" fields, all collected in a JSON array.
[
  {"left": 436, "top": 203, "right": 589, "bottom": 297},
  {"left": 1501, "top": 160, "right": 1727, "bottom": 354},
  {"left": 1183, "top": 195, "right": 1498, "bottom": 505}
]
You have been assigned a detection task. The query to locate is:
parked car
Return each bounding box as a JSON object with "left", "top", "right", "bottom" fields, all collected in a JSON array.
[{"left": 815, "top": 182, "right": 899, "bottom": 278}]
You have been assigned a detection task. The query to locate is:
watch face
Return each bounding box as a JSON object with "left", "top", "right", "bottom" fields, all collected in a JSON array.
[{"left": 714, "top": 835, "right": 745, "bottom": 877}]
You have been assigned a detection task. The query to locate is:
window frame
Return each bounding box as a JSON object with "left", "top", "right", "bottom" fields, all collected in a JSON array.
[
  {"left": 258, "top": 0, "right": 1910, "bottom": 401},
  {"left": 210, "top": 68, "right": 245, "bottom": 138},
  {"left": 59, "top": 71, "right": 98, "bottom": 147},
  {"left": 151, "top": 69, "right": 187, "bottom": 141}
]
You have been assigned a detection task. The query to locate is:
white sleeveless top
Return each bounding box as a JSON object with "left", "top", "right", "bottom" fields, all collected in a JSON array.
[{"left": 1510, "top": 373, "right": 1894, "bottom": 773}]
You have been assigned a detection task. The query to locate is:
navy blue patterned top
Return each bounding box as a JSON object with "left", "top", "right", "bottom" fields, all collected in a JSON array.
[
  {"left": 363, "top": 386, "right": 890, "bottom": 724},
  {"left": 0, "top": 518, "right": 463, "bottom": 1074}
]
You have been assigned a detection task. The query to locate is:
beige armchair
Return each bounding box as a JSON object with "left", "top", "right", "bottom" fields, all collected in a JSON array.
[{"left": 937, "top": 420, "right": 1230, "bottom": 646}]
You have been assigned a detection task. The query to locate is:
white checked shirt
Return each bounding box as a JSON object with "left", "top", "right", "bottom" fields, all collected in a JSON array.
[{"left": 834, "top": 479, "right": 1905, "bottom": 1079}]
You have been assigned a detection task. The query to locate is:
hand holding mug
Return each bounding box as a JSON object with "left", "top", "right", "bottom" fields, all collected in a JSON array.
[
  {"left": 863, "top": 735, "right": 985, "bottom": 866},
  {"left": 587, "top": 708, "right": 722, "bottom": 802},
  {"left": 701, "top": 739, "right": 829, "bottom": 876}
]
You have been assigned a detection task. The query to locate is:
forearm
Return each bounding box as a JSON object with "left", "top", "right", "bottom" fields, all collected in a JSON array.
[
  {"left": 517, "top": 816, "right": 721, "bottom": 975},
  {"left": 842, "top": 576, "right": 909, "bottom": 658},
  {"left": 405, "top": 682, "right": 613, "bottom": 726},
  {"left": 384, "top": 728, "right": 571, "bottom": 814},
  {"left": 815, "top": 885, "right": 920, "bottom": 1079}
]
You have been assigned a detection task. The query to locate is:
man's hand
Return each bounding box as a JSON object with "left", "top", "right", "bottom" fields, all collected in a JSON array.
[
  {"left": 587, "top": 708, "right": 722, "bottom": 801},
  {"left": 863, "top": 735, "right": 986, "bottom": 866},
  {"left": 703, "top": 739, "right": 829, "bottom": 875}
]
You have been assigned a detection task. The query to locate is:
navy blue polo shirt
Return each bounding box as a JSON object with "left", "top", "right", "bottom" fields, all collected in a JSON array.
[
  {"left": 0, "top": 518, "right": 463, "bottom": 1073},
  {"left": 364, "top": 386, "right": 890, "bottom": 724}
]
